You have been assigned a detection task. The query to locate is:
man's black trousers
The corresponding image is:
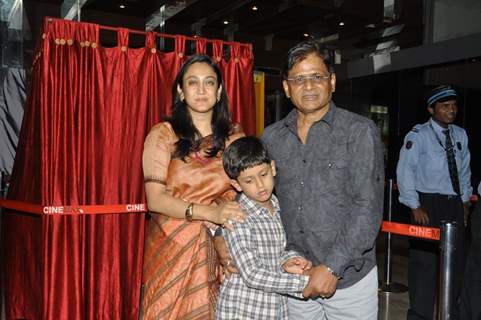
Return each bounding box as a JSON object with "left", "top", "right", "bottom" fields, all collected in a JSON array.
[{"left": 407, "top": 193, "right": 466, "bottom": 320}]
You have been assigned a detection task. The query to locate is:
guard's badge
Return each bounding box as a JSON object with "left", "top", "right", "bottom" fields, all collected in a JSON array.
[
  {"left": 457, "top": 142, "right": 462, "bottom": 150},
  {"left": 406, "top": 141, "right": 413, "bottom": 149},
  {"left": 411, "top": 127, "right": 419, "bottom": 133}
]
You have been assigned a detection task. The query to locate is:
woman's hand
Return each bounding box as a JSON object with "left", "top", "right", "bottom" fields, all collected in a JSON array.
[
  {"left": 203, "top": 221, "right": 219, "bottom": 231},
  {"left": 213, "top": 236, "right": 238, "bottom": 281},
  {"left": 213, "top": 201, "right": 246, "bottom": 231}
]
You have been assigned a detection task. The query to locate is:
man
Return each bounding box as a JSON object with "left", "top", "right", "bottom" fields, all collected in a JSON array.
[
  {"left": 216, "top": 40, "right": 384, "bottom": 319},
  {"left": 396, "top": 85, "right": 471, "bottom": 320},
  {"left": 459, "top": 182, "right": 481, "bottom": 320}
]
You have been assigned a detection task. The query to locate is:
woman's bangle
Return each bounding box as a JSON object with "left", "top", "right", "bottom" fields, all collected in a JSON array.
[{"left": 185, "top": 203, "right": 194, "bottom": 221}]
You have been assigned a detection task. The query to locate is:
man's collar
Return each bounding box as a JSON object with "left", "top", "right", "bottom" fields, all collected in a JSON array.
[
  {"left": 429, "top": 118, "right": 451, "bottom": 132},
  {"left": 284, "top": 102, "right": 336, "bottom": 129},
  {"left": 322, "top": 102, "right": 336, "bottom": 126}
]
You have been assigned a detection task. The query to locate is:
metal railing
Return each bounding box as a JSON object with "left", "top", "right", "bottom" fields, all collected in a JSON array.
[{"left": 380, "top": 179, "right": 457, "bottom": 320}]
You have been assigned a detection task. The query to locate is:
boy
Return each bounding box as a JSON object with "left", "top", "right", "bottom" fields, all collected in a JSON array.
[{"left": 216, "top": 136, "right": 311, "bottom": 320}]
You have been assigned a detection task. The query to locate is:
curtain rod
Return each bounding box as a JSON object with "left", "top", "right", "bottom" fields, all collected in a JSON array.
[
  {"left": 46, "top": 18, "right": 251, "bottom": 49},
  {"left": 99, "top": 25, "right": 251, "bottom": 48}
]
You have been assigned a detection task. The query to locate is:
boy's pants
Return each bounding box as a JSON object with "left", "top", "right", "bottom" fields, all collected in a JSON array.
[{"left": 288, "top": 267, "right": 378, "bottom": 320}]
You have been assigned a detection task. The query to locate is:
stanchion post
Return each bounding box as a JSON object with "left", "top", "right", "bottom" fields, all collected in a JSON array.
[
  {"left": 380, "top": 179, "right": 408, "bottom": 293},
  {"left": 384, "top": 179, "right": 394, "bottom": 284},
  {"left": 439, "top": 221, "right": 456, "bottom": 320}
]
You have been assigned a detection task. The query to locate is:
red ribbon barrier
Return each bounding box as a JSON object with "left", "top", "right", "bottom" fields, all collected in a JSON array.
[
  {"left": 0, "top": 199, "right": 147, "bottom": 215},
  {"left": 381, "top": 221, "right": 440, "bottom": 241}
]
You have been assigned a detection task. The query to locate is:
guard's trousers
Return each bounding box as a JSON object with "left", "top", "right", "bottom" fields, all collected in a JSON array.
[{"left": 407, "top": 193, "right": 466, "bottom": 320}]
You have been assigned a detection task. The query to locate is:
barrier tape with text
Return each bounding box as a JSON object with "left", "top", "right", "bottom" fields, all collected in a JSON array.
[
  {"left": 381, "top": 221, "right": 440, "bottom": 241},
  {"left": 0, "top": 199, "right": 475, "bottom": 242},
  {"left": 0, "top": 199, "right": 147, "bottom": 215}
]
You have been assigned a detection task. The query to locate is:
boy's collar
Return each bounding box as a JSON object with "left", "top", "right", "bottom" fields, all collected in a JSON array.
[{"left": 238, "top": 193, "right": 280, "bottom": 215}]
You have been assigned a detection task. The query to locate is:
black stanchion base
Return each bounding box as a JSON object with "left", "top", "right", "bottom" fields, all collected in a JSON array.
[{"left": 380, "top": 282, "right": 409, "bottom": 293}]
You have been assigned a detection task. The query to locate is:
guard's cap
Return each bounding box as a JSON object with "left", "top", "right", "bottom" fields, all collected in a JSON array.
[{"left": 427, "top": 85, "right": 458, "bottom": 107}]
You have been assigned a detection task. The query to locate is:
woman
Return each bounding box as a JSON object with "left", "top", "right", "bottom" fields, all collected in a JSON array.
[{"left": 141, "top": 55, "right": 245, "bottom": 319}]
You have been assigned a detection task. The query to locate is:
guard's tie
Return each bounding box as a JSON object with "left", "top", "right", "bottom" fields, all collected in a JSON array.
[{"left": 443, "top": 129, "right": 461, "bottom": 195}]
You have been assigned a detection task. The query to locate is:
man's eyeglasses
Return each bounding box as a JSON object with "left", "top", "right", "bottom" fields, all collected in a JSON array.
[{"left": 286, "top": 73, "right": 331, "bottom": 86}]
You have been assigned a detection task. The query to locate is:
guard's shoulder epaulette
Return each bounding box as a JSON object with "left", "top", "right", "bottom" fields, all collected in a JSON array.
[
  {"left": 410, "top": 125, "right": 420, "bottom": 133},
  {"left": 411, "top": 122, "right": 429, "bottom": 133}
]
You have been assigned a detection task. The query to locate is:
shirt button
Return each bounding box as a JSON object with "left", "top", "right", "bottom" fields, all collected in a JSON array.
[
  {"left": 302, "top": 159, "right": 306, "bottom": 163},
  {"left": 299, "top": 230, "right": 305, "bottom": 234},
  {"left": 298, "top": 205, "right": 303, "bottom": 211},
  {"left": 328, "top": 163, "right": 332, "bottom": 168},
  {"left": 300, "top": 181, "right": 304, "bottom": 187}
]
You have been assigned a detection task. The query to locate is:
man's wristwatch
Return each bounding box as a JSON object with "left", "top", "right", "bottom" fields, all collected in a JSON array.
[{"left": 326, "top": 266, "right": 340, "bottom": 279}]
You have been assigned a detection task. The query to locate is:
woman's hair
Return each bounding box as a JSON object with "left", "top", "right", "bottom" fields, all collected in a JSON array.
[{"left": 169, "top": 54, "right": 231, "bottom": 160}]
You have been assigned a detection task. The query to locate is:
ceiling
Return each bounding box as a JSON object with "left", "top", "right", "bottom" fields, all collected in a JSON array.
[
  {"left": 78, "top": 0, "right": 423, "bottom": 60},
  {"left": 24, "top": 0, "right": 424, "bottom": 76}
]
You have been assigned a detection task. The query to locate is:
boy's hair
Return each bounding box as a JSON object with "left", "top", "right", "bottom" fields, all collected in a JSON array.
[{"left": 223, "top": 136, "right": 271, "bottom": 180}]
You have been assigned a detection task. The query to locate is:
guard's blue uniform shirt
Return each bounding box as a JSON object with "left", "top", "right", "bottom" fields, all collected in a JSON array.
[{"left": 396, "top": 118, "right": 472, "bottom": 209}]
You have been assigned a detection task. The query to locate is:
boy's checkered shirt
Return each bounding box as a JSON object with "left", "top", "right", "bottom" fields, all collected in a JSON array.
[{"left": 216, "top": 193, "right": 309, "bottom": 320}]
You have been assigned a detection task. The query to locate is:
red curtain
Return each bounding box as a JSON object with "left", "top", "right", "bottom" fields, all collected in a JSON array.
[
  {"left": 218, "top": 42, "right": 256, "bottom": 134},
  {"left": 2, "top": 17, "right": 255, "bottom": 319}
]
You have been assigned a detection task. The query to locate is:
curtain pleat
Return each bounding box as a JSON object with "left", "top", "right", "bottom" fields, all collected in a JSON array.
[
  {"left": 218, "top": 42, "right": 256, "bottom": 135},
  {"left": 2, "top": 17, "right": 255, "bottom": 319}
]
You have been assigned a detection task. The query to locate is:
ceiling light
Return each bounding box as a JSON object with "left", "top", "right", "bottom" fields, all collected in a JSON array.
[
  {"left": 252, "top": 5, "right": 258, "bottom": 11},
  {"left": 119, "top": 4, "right": 125, "bottom": 9},
  {"left": 303, "top": 33, "right": 309, "bottom": 37},
  {"left": 223, "top": 20, "right": 229, "bottom": 25},
  {"left": 339, "top": 22, "right": 345, "bottom": 26}
]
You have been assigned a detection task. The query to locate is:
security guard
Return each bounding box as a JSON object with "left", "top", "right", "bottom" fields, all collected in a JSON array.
[{"left": 396, "top": 85, "right": 472, "bottom": 320}]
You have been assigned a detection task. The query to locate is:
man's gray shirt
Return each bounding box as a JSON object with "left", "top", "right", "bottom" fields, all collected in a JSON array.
[{"left": 262, "top": 103, "right": 384, "bottom": 289}]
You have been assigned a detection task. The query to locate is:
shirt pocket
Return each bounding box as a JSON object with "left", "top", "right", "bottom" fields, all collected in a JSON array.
[
  {"left": 313, "top": 157, "right": 349, "bottom": 195},
  {"left": 329, "top": 157, "right": 349, "bottom": 183},
  {"left": 423, "top": 149, "right": 445, "bottom": 173},
  {"left": 453, "top": 147, "right": 463, "bottom": 167}
]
